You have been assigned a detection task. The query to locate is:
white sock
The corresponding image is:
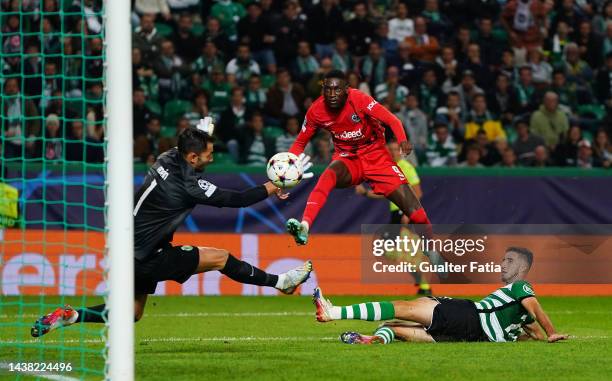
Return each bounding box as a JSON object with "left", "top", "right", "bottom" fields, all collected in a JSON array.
[
  {"left": 301, "top": 221, "right": 309, "bottom": 233},
  {"left": 275, "top": 273, "right": 286, "bottom": 289},
  {"left": 329, "top": 306, "right": 342, "bottom": 320}
]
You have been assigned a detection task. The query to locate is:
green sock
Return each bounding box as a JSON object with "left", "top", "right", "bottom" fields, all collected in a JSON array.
[
  {"left": 335, "top": 301, "right": 395, "bottom": 321},
  {"left": 374, "top": 326, "right": 395, "bottom": 344}
]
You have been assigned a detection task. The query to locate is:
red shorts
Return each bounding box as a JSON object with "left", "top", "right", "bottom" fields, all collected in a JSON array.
[{"left": 333, "top": 148, "right": 407, "bottom": 196}]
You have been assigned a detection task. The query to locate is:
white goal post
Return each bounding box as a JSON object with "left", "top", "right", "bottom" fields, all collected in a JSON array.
[{"left": 105, "top": 0, "right": 134, "bottom": 379}]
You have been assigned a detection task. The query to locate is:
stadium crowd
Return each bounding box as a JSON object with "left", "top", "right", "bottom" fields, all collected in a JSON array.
[{"left": 2, "top": 0, "right": 612, "bottom": 169}]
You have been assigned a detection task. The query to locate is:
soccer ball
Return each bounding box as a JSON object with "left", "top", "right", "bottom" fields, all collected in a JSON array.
[{"left": 266, "top": 152, "right": 303, "bottom": 188}]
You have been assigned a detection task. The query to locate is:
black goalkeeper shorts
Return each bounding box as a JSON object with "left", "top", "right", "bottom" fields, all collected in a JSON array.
[
  {"left": 135, "top": 245, "right": 200, "bottom": 295},
  {"left": 425, "top": 297, "right": 490, "bottom": 342}
]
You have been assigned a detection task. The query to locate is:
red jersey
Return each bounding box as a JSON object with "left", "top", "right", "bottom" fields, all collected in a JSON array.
[{"left": 289, "top": 89, "right": 408, "bottom": 156}]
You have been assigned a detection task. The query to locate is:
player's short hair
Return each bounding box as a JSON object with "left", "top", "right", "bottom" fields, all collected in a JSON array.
[
  {"left": 506, "top": 247, "right": 533, "bottom": 269},
  {"left": 178, "top": 127, "right": 214, "bottom": 156},
  {"left": 324, "top": 69, "right": 347, "bottom": 82}
]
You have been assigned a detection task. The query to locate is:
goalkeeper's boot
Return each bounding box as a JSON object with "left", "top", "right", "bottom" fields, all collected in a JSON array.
[
  {"left": 31, "top": 305, "right": 79, "bottom": 337},
  {"left": 277, "top": 260, "right": 313, "bottom": 295},
  {"left": 313, "top": 287, "right": 334, "bottom": 322},
  {"left": 340, "top": 331, "right": 385, "bottom": 345},
  {"left": 286, "top": 218, "right": 309, "bottom": 245}
]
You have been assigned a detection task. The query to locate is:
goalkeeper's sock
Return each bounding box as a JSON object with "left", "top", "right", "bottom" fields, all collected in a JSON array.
[
  {"left": 221, "top": 254, "right": 278, "bottom": 287},
  {"left": 302, "top": 168, "right": 337, "bottom": 226},
  {"left": 330, "top": 302, "right": 395, "bottom": 321},
  {"left": 76, "top": 304, "right": 106, "bottom": 323},
  {"left": 373, "top": 326, "right": 395, "bottom": 344}
]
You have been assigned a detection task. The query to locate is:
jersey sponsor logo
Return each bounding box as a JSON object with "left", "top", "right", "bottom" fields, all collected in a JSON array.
[
  {"left": 334, "top": 129, "right": 363, "bottom": 140},
  {"left": 366, "top": 100, "right": 378, "bottom": 111},
  {"left": 350, "top": 113, "right": 361, "bottom": 123},
  {"left": 198, "top": 179, "right": 217, "bottom": 197},
  {"left": 156, "top": 166, "right": 169, "bottom": 180},
  {"left": 522, "top": 283, "right": 534, "bottom": 295}
]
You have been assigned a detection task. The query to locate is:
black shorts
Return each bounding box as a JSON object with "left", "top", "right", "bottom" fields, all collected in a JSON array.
[
  {"left": 134, "top": 245, "right": 200, "bottom": 295},
  {"left": 426, "top": 297, "right": 489, "bottom": 342}
]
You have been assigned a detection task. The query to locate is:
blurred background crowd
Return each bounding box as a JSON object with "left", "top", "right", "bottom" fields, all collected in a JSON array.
[{"left": 2, "top": 0, "right": 612, "bottom": 169}]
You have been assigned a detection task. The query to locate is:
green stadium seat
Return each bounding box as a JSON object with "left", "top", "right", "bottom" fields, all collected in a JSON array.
[
  {"left": 191, "top": 22, "right": 204, "bottom": 36},
  {"left": 163, "top": 100, "right": 192, "bottom": 126},
  {"left": 261, "top": 74, "right": 276, "bottom": 89},
  {"left": 213, "top": 152, "right": 236, "bottom": 165},
  {"left": 264, "top": 127, "right": 284, "bottom": 140},
  {"left": 577, "top": 104, "right": 606, "bottom": 121},
  {"left": 161, "top": 126, "right": 176, "bottom": 138},
  {"left": 145, "top": 100, "right": 161, "bottom": 116},
  {"left": 155, "top": 22, "right": 173, "bottom": 38}
]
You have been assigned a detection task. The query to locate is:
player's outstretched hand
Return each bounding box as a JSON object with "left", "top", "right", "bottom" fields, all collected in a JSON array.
[
  {"left": 547, "top": 333, "right": 569, "bottom": 343},
  {"left": 298, "top": 153, "right": 314, "bottom": 180},
  {"left": 400, "top": 140, "right": 412, "bottom": 156}
]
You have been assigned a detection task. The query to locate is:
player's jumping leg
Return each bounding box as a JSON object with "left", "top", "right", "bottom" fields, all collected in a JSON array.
[
  {"left": 386, "top": 184, "right": 432, "bottom": 238},
  {"left": 286, "top": 160, "right": 353, "bottom": 245},
  {"left": 196, "top": 247, "right": 313, "bottom": 294},
  {"left": 313, "top": 287, "right": 437, "bottom": 325}
]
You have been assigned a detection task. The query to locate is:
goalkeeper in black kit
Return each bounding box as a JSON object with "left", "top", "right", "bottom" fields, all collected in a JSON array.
[{"left": 31, "top": 125, "right": 312, "bottom": 337}]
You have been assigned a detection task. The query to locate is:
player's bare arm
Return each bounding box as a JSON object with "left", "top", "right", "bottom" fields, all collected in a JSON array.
[{"left": 521, "top": 296, "right": 569, "bottom": 343}]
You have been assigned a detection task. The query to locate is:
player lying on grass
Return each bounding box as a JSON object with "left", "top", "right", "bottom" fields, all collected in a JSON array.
[
  {"left": 313, "top": 247, "right": 568, "bottom": 344},
  {"left": 31, "top": 126, "right": 312, "bottom": 337},
  {"left": 285, "top": 70, "right": 431, "bottom": 245}
]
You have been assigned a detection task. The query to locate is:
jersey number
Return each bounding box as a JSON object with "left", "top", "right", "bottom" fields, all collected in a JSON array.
[{"left": 392, "top": 166, "right": 406, "bottom": 180}]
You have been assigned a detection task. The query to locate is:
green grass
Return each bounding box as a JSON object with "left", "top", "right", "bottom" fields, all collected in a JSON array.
[{"left": 1, "top": 295, "right": 611, "bottom": 381}]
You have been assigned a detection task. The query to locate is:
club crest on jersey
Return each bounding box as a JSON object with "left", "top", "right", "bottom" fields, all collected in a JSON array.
[
  {"left": 198, "top": 179, "right": 217, "bottom": 197},
  {"left": 351, "top": 113, "right": 361, "bottom": 123},
  {"left": 181, "top": 245, "right": 194, "bottom": 251},
  {"left": 523, "top": 283, "right": 534, "bottom": 295}
]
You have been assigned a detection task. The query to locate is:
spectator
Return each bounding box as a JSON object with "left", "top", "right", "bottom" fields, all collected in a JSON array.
[
  {"left": 204, "top": 17, "right": 231, "bottom": 58},
  {"left": 375, "top": 66, "right": 409, "bottom": 112},
  {"left": 393, "top": 41, "right": 420, "bottom": 86},
  {"left": 435, "top": 90, "right": 465, "bottom": 140},
  {"left": 153, "top": 39, "right": 190, "bottom": 103},
  {"left": 210, "top": 0, "right": 246, "bottom": 42},
  {"left": 167, "top": 0, "right": 199, "bottom": 14},
  {"left": 551, "top": 69, "right": 577, "bottom": 113},
  {"left": 265, "top": 69, "right": 305, "bottom": 121},
  {"left": 421, "top": 0, "right": 452, "bottom": 41},
  {"left": 306, "top": 57, "right": 333, "bottom": 99},
  {"left": 65, "top": 120, "right": 103, "bottom": 163},
  {"left": 388, "top": 2, "right": 414, "bottom": 42},
  {"left": 42, "top": 114, "right": 63, "bottom": 161},
  {"left": 183, "top": 90, "right": 209, "bottom": 128},
  {"left": 41, "top": 62, "right": 61, "bottom": 109},
  {"left": 238, "top": 1, "right": 276, "bottom": 74},
  {"left": 452, "top": 25, "right": 472, "bottom": 63},
  {"left": 134, "top": 0, "right": 171, "bottom": 19},
  {"left": 245, "top": 74, "right": 267, "bottom": 111},
  {"left": 238, "top": 111, "right": 275, "bottom": 165},
  {"left": 595, "top": 52, "right": 612, "bottom": 112},
  {"left": 414, "top": 68, "right": 443, "bottom": 118},
  {"left": 531, "top": 145, "right": 551, "bottom": 167},
  {"left": 499, "top": 147, "right": 518, "bottom": 167},
  {"left": 344, "top": 2, "right": 375, "bottom": 58},
  {"left": 497, "top": 48, "right": 517, "bottom": 83},
  {"left": 396, "top": 93, "right": 428, "bottom": 159},
  {"left": 219, "top": 87, "right": 250, "bottom": 147},
  {"left": 512, "top": 119, "right": 546, "bottom": 165},
  {"left": 526, "top": 47, "right": 553, "bottom": 86},
  {"left": 475, "top": 17, "right": 505, "bottom": 67},
  {"left": 347, "top": 71, "right": 371, "bottom": 96},
  {"left": 562, "top": 42, "right": 593, "bottom": 90},
  {"left": 405, "top": 16, "right": 440, "bottom": 63},
  {"left": 306, "top": 0, "right": 344, "bottom": 58},
  {"left": 458, "top": 144, "right": 484, "bottom": 168},
  {"left": 2, "top": 78, "right": 40, "bottom": 158},
  {"left": 593, "top": 3, "right": 612, "bottom": 36},
  {"left": 133, "top": 47, "right": 159, "bottom": 102},
  {"left": 374, "top": 21, "right": 398, "bottom": 62},
  {"left": 276, "top": 116, "right": 312, "bottom": 155},
  {"left": 446, "top": 70, "right": 484, "bottom": 114},
  {"left": 459, "top": 43, "right": 493, "bottom": 90},
  {"left": 530, "top": 92, "right": 569, "bottom": 149},
  {"left": 514, "top": 65, "right": 540, "bottom": 115},
  {"left": 435, "top": 46, "right": 458, "bottom": 91},
  {"left": 312, "top": 133, "right": 333, "bottom": 164},
  {"left": 487, "top": 73, "right": 520, "bottom": 126},
  {"left": 293, "top": 41, "right": 319, "bottom": 85},
  {"left": 23, "top": 44, "right": 42, "bottom": 98},
  {"left": 273, "top": 0, "right": 307, "bottom": 68},
  {"left": 426, "top": 122, "right": 458, "bottom": 167},
  {"left": 575, "top": 20, "right": 603, "bottom": 70},
  {"left": 464, "top": 94, "right": 506, "bottom": 141},
  {"left": 225, "top": 44, "right": 261, "bottom": 86},
  {"left": 361, "top": 41, "right": 388, "bottom": 91},
  {"left": 192, "top": 40, "right": 225, "bottom": 78},
  {"left": 553, "top": 124, "right": 583, "bottom": 166},
  {"left": 544, "top": 20, "right": 571, "bottom": 65},
  {"left": 576, "top": 139, "right": 595, "bottom": 168},
  {"left": 331, "top": 36, "right": 353, "bottom": 72},
  {"left": 202, "top": 65, "right": 232, "bottom": 116},
  {"left": 501, "top": 0, "right": 549, "bottom": 50},
  {"left": 593, "top": 129, "right": 612, "bottom": 168},
  {"left": 171, "top": 13, "right": 200, "bottom": 63},
  {"left": 133, "top": 88, "right": 153, "bottom": 137},
  {"left": 133, "top": 13, "right": 163, "bottom": 62}
]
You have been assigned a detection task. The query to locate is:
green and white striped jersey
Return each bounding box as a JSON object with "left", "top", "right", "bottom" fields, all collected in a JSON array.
[{"left": 473, "top": 280, "right": 536, "bottom": 342}]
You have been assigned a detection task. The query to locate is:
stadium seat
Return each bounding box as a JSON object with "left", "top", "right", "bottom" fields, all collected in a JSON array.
[
  {"left": 577, "top": 104, "right": 606, "bottom": 121},
  {"left": 191, "top": 23, "right": 204, "bottom": 36},
  {"left": 264, "top": 127, "right": 284, "bottom": 140},
  {"left": 213, "top": 152, "right": 236, "bottom": 165},
  {"left": 161, "top": 126, "right": 176, "bottom": 138},
  {"left": 145, "top": 100, "right": 161, "bottom": 116},
  {"left": 163, "top": 100, "right": 192, "bottom": 126},
  {"left": 155, "top": 22, "right": 173, "bottom": 38}
]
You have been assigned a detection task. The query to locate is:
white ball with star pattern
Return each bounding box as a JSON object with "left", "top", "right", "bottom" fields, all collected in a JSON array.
[{"left": 266, "top": 152, "right": 303, "bottom": 188}]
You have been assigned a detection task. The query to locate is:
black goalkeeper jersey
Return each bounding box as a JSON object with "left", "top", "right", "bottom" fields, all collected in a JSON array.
[{"left": 133, "top": 148, "right": 268, "bottom": 260}]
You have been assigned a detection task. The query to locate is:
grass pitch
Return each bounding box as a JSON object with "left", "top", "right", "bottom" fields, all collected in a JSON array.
[{"left": 1, "top": 295, "right": 611, "bottom": 381}]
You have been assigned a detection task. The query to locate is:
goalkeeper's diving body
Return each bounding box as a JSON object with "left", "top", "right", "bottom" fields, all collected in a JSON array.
[
  {"left": 286, "top": 69, "right": 431, "bottom": 245},
  {"left": 31, "top": 127, "right": 312, "bottom": 337},
  {"left": 313, "top": 247, "right": 568, "bottom": 344}
]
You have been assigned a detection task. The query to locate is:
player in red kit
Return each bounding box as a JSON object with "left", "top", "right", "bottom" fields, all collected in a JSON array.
[{"left": 286, "top": 70, "right": 432, "bottom": 245}]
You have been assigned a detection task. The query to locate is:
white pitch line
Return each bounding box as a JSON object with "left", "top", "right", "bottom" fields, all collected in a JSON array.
[
  {"left": 0, "top": 362, "right": 80, "bottom": 381},
  {"left": 1, "top": 336, "right": 338, "bottom": 345}
]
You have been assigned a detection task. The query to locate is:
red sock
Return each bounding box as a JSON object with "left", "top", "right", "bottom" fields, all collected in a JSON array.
[
  {"left": 302, "top": 169, "right": 337, "bottom": 227},
  {"left": 408, "top": 208, "right": 433, "bottom": 238}
]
